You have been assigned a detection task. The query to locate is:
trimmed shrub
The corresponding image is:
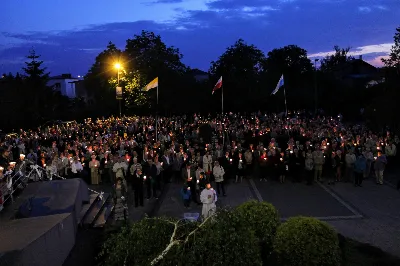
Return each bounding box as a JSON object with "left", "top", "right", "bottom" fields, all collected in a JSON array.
[
  {"left": 234, "top": 200, "right": 279, "bottom": 247},
  {"left": 181, "top": 209, "right": 263, "bottom": 266},
  {"left": 99, "top": 218, "right": 176, "bottom": 266},
  {"left": 272, "top": 216, "right": 341, "bottom": 266}
]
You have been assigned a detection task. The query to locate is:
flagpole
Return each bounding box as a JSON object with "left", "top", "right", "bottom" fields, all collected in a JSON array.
[
  {"left": 156, "top": 84, "right": 158, "bottom": 142},
  {"left": 283, "top": 86, "right": 288, "bottom": 117},
  {"left": 222, "top": 84, "right": 225, "bottom": 147}
]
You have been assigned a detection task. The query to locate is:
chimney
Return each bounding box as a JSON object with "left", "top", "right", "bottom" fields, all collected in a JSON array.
[{"left": 359, "top": 55, "right": 363, "bottom": 61}]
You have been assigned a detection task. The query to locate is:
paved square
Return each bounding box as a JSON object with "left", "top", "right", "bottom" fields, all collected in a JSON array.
[
  {"left": 249, "top": 179, "right": 361, "bottom": 220},
  {"left": 156, "top": 182, "right": 255, "bottom": 219}
]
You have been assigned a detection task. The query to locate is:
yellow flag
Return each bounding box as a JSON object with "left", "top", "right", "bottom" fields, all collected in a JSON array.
[{"left": 143, "top": 77, "right": 158, "bottom": 91}]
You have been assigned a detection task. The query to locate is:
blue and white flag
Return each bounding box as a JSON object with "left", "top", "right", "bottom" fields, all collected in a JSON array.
[{"left": 271, "top": 74, "right": 284, "bottom": 95}]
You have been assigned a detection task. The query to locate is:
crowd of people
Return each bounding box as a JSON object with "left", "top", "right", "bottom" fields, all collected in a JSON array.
[{"left": 0, "top": 112, "right": 398, "bottom": 219}]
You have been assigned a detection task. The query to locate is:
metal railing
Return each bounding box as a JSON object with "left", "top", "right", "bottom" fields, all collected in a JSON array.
[{"left": 0, "top": 160, "right": 102, "bottom": 212}]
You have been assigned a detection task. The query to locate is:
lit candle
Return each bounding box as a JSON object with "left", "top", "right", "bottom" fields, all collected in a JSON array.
[{"left": 144, "top": 175, "right": 147, "bottom": 180}]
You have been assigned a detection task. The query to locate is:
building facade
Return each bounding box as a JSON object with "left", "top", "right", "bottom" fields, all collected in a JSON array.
[{"left": 47, "top": 74, "right": 81, "bottom": 98}]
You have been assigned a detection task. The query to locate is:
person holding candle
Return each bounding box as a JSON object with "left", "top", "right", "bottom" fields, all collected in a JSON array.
[
  {"left": 180, "top": 184, "right": 192, "bottom": 208},
  {"left": 235, "top": 152, "right": 245, "bottom": 183},
  {"left": 203, "top": 151, "right": 213, "bottom": 174},
  {"left": 213, "top": 161, "right": 226, "bottom": 197},
  {"left": 100, "top": 152, "right": 111, "bottom": 183},
  {"left": 304, "top": 150, "right": 314, "bottom": 185},
  {"left": 197, "top": 172, "right": 207, "bottom": 191},
  {"left": 132, "top": 168, "right": 145, "bottom": 207},
  {"left": 71, "top": 156, "right": 83, "bottom": 178},
  {"left": 144, "top": 158, "right": 158, "bottom": 199},
  {"left": 89, "top": 154, "right": 100, "bottom": 185},
  {"left": 374, "top": 151, "right": 387, "bottom": 185},
  {"left": 113, "top": 156, "right": 128, "bottom": 186},
  {"left": 344, "top": 149, "right": 356, "bottom": 183},
  {"left": 259, "top": 151, "right": 268, "bottom": 182},
  {"left": 312, "top": 145, "right": 325, "bottom": 182}
]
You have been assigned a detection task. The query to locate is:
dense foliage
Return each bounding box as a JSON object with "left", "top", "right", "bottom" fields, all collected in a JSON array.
[
  {"left": 234, "top": 200, "right": 279, "bottom": 249},
  {"left": 1, "top": 27, "right": 400, "bottom": 131},
  {"left": 99, "top": 201, "right": 345, "bottom": 266},
  {"left": 272, "top": 216, "right": 341, "bottom": 266}
]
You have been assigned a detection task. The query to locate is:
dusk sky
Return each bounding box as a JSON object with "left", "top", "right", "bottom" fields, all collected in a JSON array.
[{"left": 1, "top": 0, "right": 399, "bottom": 76}]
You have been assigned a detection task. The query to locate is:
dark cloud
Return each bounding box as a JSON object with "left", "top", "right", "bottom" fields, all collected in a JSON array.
[{"left": 1, "top": 0, "right": 399, "bottom": 75}]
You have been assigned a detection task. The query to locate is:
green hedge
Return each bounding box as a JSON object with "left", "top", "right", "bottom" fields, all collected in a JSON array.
[
  {"left": 99, "top": 202, "right": 346, "bottom": 266},
  {"left": 272, "top": 216, "right": 341, "bottom": 266},
  {"left": 181, "top": 209, "right": 262, "bottom": 266},
  {"left": 234, "top": 200, "right": 279, "bottom": 248}
]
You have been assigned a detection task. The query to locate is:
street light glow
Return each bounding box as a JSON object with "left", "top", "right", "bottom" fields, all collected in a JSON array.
[{"left": 115, "top": 63, "right": 121, "bottom": 69}]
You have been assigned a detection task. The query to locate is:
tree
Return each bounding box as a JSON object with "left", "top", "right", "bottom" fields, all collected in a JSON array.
[
  {"left": 382, "top": 27, "right": 400, "bottom": 68},
  {"left": 124, "top": 30, "right": 188, "bottom": 113},
  {"left": 209, "top": 39, "right": 267, "bottom": 111},
  {"left": 22, "top": 50, "right": 55, "bottom": 124},
  {"left": 264, "top": 45, "right": 313, "bottom": 111},
  {"left": 84, "top": 42, "right": 123, "bottom": 116},
  {"left": 320, "top": 45, "right": 354, "bottom": 73}
]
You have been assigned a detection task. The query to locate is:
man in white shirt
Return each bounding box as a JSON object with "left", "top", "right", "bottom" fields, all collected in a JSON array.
[
  {"left": 212, "top": 161, "right": 226, "bottom": 196},
  {"left": 203, "top": 151, "right": 213, "bottom": 173},
  {"left": 113, "top": 157, "right": 128, "bottom": 184},
  {"left": 71, "top": 157, "right": 83, "bottom": 178}
]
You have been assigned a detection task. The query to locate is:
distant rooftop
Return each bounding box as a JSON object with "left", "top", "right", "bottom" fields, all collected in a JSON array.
[
  {"left": 49, "top": 73, "right": 81, "bottom": 80},
  {"left": 189, "top": 68, "right": 208, "bottom": 75}
]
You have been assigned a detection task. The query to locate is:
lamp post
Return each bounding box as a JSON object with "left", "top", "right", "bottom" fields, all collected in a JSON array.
[
  {"left": 115, "top": 63, "right": 122, "bottom": 117},
  {"left": 314, "top": 58, "right": 319, "bottom": 115}
]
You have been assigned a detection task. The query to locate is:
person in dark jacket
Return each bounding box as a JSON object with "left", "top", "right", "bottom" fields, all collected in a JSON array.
[
  {"left": 132, "top": 168, "right": 145, "bottom": 207},
  {"left": 145, "top": 159, "right": 158, "bottom": 199},
  {"left": 354, "top": 152, "right": 366, "bottom": 187}
]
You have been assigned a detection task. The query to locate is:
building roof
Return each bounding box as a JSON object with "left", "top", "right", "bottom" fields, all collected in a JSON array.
[
  {"left": 49, "top": 73, "right": 80, "bottom": 80},
  {"left": 189, "top": 68, "right": 209, "bottom": 76}
]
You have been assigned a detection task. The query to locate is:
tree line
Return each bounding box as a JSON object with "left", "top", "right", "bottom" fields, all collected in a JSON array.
[{"left": 1, "top": 27, "right": 399, "bottom": 132}]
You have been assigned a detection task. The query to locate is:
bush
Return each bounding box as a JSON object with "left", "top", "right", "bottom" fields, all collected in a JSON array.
[
  {"left": 99, "top": 218, "right": 176, "bottom": 266},
  {"left": 181, "top": 209, "right": 263, "bottom": 266},
  {"left": 234, "top": 200, "right": 279, "bottom": 247},
  {"left": 272, "top": 216, "right": 341, "bottom": 266}
]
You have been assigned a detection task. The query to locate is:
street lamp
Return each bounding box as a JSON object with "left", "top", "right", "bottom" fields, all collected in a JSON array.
[
  {"left": 314, "top": 58, "right": 319, "bottom": 115},
  {"left": 115, "top": 63, "right": 122, "bottom": 117}
]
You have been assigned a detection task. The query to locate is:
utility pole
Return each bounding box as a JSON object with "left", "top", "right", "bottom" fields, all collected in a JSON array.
[{"left": 314, "top": 58, "right": 319, "bottom": 115}]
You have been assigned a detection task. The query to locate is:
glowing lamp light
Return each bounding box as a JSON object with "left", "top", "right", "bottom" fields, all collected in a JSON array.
[{"left": 115, "top": 63, "right": 121, "bottom": 69}]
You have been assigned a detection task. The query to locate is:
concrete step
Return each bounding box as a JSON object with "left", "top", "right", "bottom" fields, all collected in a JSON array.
[{"left": 82, "top": 193, "right": 110, "bottom": 227}]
